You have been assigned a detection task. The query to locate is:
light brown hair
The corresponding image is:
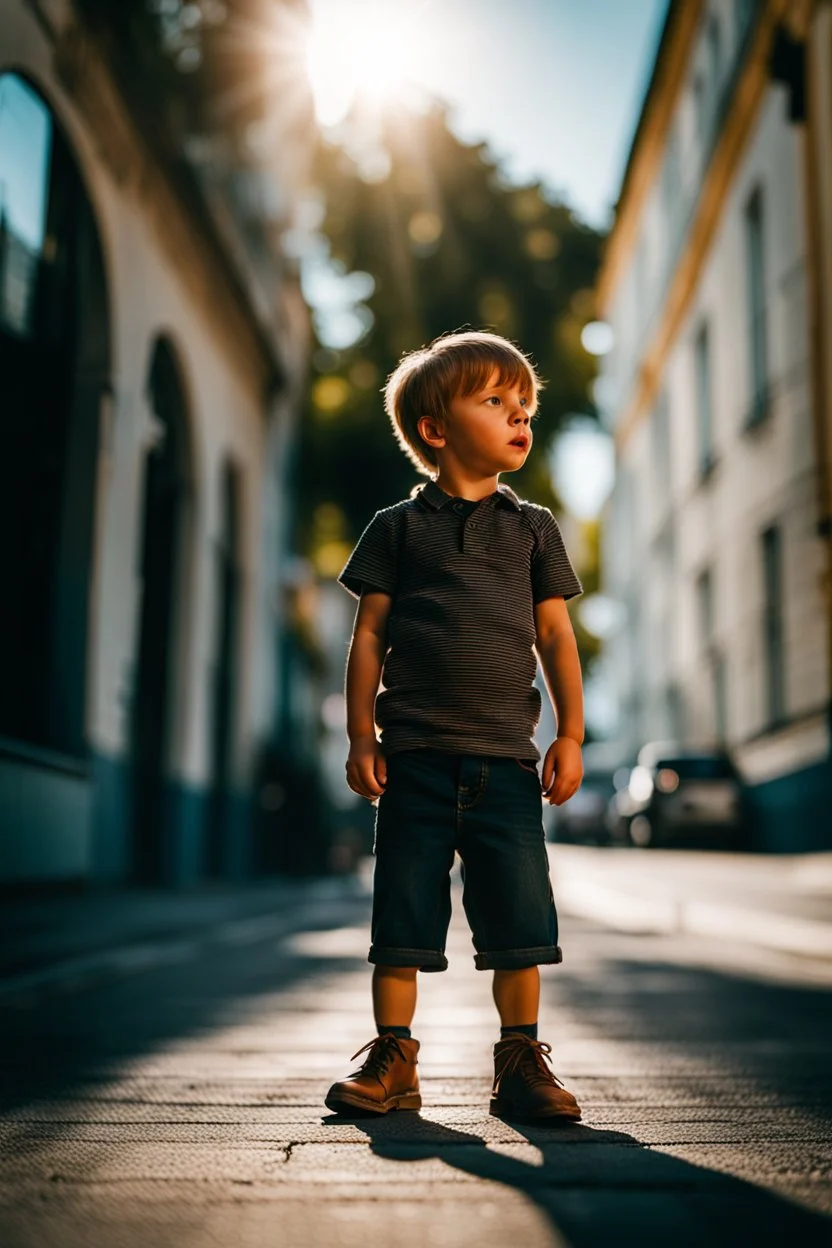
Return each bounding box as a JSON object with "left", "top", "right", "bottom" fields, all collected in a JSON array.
[{"left": 383, "top": 330, "right": 542, "bottom": 475}]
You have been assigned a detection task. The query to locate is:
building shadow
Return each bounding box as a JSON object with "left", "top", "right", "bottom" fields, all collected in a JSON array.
[{"left": 322, "top": 1110, "right": 831, "bottom": 1248}]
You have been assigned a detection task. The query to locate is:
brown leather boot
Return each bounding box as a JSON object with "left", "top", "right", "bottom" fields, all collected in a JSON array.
[
  {"left": 325, "top": 1034, "right": 421, "bottom": 1115},
  {"left": 490, "top": 1034, "right": 581, "bottom": 1122}
]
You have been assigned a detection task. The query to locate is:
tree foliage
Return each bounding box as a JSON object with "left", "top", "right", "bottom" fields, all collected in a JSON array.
[{"left": 298, "top": 104, "right": 604, "bottom": 576}]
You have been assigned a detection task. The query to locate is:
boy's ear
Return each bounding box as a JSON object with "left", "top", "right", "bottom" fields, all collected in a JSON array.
[{"left": 417, "top": 414, "right": 446, "bottom": 449}]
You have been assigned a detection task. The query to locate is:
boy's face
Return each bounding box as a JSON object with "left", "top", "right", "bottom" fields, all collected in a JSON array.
[{"left": 428, "top": 369, "right": 533, "bottom": 475}]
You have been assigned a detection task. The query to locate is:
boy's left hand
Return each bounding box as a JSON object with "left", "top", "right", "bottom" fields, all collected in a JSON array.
[{"left": 541, "top": 737, "right": 583, "bottom": 806}]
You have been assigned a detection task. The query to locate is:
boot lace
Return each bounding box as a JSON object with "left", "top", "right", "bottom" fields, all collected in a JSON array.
[
  {"left": 496, "top": 1035, "right": 565, "bottom": 1090},
  {"left": 347, "top": 1034, "right": 407, "bottom": 1086}
]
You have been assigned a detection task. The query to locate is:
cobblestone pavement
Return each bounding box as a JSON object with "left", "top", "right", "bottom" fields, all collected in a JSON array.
[{"left": 1, "top": 861, "right": 831, "bottom": 1247}]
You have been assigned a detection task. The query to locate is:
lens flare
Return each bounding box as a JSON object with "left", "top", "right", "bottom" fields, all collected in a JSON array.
[{"left": 305, "top": 2, "right": 427, "bottom": 126}]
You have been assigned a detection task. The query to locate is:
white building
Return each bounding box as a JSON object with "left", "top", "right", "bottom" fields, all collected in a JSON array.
[
  {"left": 597, "top": 0, "right": 832, "bottom": 850},
  {"left": 0, "top": 0, "right": 313, "bottom": 884}
]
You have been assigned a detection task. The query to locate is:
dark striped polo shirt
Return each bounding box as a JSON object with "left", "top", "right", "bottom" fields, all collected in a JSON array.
[{"left": 337, "top": 478, "right": 583, "bottom": 760}]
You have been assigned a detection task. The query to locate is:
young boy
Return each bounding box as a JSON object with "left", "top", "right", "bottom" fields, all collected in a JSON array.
[{"left": 325, "top": 330, "right": 585, "bottom": 1123}]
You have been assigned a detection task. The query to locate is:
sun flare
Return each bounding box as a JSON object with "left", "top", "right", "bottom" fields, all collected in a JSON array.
[{"left": 305, "top": 2, "right": 426, "bottom": 126}]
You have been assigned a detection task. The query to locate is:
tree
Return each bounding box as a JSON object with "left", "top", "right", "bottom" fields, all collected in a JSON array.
[{"left": 299, "top": 101, "right": 604, "bottom": 583}]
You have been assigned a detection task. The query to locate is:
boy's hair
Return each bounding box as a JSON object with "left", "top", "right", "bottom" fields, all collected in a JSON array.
[{"left": 383, "top": 330, "right": 543, "bottom": 476}]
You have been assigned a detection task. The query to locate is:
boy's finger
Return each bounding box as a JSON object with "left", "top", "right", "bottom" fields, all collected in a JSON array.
[
  {"left": 360, "top": 764, "right": 384, "bottom": 797},
  {"left": 375, "top": 755, "right": 387, "bottom": 787}
]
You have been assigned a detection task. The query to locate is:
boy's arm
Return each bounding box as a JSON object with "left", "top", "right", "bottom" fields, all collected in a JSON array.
[
  {"left": 345, "top": 589, "right": 392, "bottom": 802},
  {"left": 534, "top": 596, "right": 584, "bottom": 806}
]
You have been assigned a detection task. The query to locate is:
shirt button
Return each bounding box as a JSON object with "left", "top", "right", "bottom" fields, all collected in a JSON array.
[{"left": 453, "top": 502, "right": 464, "bottom": 512}]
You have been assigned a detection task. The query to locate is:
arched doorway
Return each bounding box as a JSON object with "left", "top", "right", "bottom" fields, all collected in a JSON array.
[
  {"left": 131, "top": 337, "right": 192, "bottom": 884},
  {"left": 0, "top": 72, "right": 109, "bottom": 758},
  {"left": 206, "top": 460, "right": 242, "bottom": 878}
]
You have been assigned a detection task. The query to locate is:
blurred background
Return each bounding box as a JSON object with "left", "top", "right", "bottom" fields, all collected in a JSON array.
[{"left": 1, "top": 0, "right": 831, "bottom": 891}]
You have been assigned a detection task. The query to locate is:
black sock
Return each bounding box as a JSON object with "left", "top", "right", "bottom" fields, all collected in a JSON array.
[
  {"left": 377, "top": 1024, "right": 411, "bottom": 1040},
  {"left": 501, "top": 1023, "right": 538, "bottom": 1040}
]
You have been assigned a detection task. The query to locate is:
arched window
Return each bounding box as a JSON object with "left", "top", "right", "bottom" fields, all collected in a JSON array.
[
  {"left": 131, "top": 336, "right": 193, "bottom": 882},
  {"left": 0, "top": 73, "right": 109, "bottom": 755}
]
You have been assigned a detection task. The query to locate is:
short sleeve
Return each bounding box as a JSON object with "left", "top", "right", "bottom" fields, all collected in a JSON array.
[
  {"left": 529, "top": 507, "right": 583, "bottom": 603},
  {"left": 337, "top": 509, "right": 399, "bottom": 600}
]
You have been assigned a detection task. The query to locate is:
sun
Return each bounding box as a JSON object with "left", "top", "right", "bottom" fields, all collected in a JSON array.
[{"left": 305, "top": 1, "right": 425, "bottom": 126}]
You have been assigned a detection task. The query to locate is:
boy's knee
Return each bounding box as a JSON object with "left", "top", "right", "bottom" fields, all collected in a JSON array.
[{"left": 373, "top": 964, "right": 418, "bottom": 979}]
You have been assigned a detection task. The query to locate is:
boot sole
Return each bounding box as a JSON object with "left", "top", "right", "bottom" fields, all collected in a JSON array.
[
  {"left": 490, "top": 1097, "right": 581, "bottom": 1124},
  {"left": 324, "top": 1090, "right": 422, "bottom": 1116}
]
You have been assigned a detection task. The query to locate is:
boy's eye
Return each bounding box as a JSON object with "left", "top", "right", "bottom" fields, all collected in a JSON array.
[{"left": 483, "top": 391, "right": 531, "bottom": 406}]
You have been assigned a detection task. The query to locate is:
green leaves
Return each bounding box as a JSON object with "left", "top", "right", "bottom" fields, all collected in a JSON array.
[{"left": 299, "top": 103, "right": 604, "bottom": 557}]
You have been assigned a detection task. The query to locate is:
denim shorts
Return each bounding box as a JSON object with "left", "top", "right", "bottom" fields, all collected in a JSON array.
[{"left": 369, "top": 748, "right": 562, "bottom": 972}]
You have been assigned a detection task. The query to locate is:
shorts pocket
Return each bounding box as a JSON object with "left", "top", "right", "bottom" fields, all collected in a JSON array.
[{"left": 513, "top": 757, "right": 540, "bottom": 776}]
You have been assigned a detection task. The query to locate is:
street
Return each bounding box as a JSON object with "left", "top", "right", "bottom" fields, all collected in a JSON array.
[{"left": 1, "top": 850, "right": 831, "bottom": 1248}]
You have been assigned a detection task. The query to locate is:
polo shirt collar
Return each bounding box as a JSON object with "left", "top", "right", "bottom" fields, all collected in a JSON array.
[{"left": 418, "top": 479, "right": 522, "bottom": 512}]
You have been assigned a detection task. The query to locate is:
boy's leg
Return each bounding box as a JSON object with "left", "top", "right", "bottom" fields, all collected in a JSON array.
[
  {"left": 492, "top": 966, "right": 540, "bottom": 1035},
  {"left": 373, "top": 964, "right": 418, "bottom": 1034},
  {"left": 456, "top": 756, "right": 580, "bottom": 1121},
  {"left": 324, "top": 967, "right": 421, "bottom": 1114},
  {"left": 326, "top": 750, "right": 459, "bottom": 1116}
]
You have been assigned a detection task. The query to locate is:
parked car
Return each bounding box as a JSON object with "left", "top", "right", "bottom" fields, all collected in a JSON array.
[
  {"left": 605, "top": 741, "right": 749, "bottom": 849},
  {"left": 546, "top": 741, "right": 635, "bottom": 845}
]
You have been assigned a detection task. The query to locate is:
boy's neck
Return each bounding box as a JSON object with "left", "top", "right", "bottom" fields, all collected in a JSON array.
[{"left": 434, "top": 470, "right": 500, "bottom": 503}]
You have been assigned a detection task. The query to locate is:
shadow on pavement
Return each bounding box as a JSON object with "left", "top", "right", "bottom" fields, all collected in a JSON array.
[
  {"left": 326, "top": 1111, "right": 831, "bottom": 1248},
  {"left": 0, "top": 891, "right": 372, "bottom": 1117},
  {"left": 1, "top": 892, "right": 831, "bottom": 1247}
]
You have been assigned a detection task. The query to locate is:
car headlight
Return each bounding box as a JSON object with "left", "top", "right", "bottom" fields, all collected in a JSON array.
[{"left": 628, "top": 765, "right": 654, "bottom": 802}]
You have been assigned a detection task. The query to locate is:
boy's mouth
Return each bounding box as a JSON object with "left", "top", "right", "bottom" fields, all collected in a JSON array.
[{"left": 509, "top": 435, "right": 530, "bottom": 450}]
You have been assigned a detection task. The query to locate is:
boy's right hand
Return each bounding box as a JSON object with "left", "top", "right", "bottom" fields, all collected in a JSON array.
[{"left": 345, "top": 735, "right": 387, "bottom": 803}]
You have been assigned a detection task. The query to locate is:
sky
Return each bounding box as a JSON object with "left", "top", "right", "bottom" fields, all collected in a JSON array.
[{"left": 307, "top": 0, "right": 670, "bottom": 228}]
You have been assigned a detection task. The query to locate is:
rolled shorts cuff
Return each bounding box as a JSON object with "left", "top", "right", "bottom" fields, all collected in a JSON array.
[
  {"left": 368, "top": 945, "right": 449, "bottom": 973},
  {"left": 474, "top": 945, "right": 563, "bottom": 971}
]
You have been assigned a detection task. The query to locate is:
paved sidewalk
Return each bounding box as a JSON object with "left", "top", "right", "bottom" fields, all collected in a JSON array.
[
  {"left": 1, "top": 862, "right": 830, "bottom": 1247},
  {"left": 552, "top": 847, "right": 832, "bottom": 964},
  {"left": 0, "top": 876, "right": 365, "bottom": 1002}
]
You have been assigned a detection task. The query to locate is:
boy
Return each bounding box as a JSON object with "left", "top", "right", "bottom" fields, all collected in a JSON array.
[{"left": 325, "top": 330, "right": 585, "bottom": 1123}]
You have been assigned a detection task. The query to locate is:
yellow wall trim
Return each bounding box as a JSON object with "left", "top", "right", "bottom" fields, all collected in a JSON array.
[
  {"left": 612, "top": 0, "right": 791, "bottom": 454},
  {"left": 596, "top": 0, "right": 705, "bottom": 311}
]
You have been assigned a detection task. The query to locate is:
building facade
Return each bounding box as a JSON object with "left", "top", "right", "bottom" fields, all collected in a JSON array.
[
  {"left": 0, "top": 0, "right": 313, "bottom": 885},
  {"left": 597, "top": 0, "right": 832, "bottom": 849}
]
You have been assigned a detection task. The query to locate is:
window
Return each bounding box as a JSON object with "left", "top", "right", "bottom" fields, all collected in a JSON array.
[
  {"left": 661, "top": 125, "right": 683, "bottom": 270},
  {"left": 744, "top": 185, "right": 768, "bottom": 423},
  {"left": 665, "top": 682, "right": 685, "bottom": 739},
  {"left": 696, "top": 567, "right": 714, "bottom": 648},
  {"left": 651, "top": 389, "right": 671, "bottom": 495},
  {"left": 693, "top": 14, "right": 724, "bottom": 148},
  {"left": 0, "top": 73, "right": 108, "bottom": 755},
  {"left": 693, "top": 72, "right": 707, "bottom": 138},
  {"left": 705, "top": 14, "right": 722, "bottom": 97},
  {"left": 733, "top": 0, "right": 756, "bottom": 45},
  {"left": 0, "top": 74, "right": 53, "bottom": 337},
  {"left": 662, "top": 125, "right": 681, "bottom": 212},
  {"left": 694, "top": 323, "right": 715, "bottom": 477},
  {"left": 654, "top": 755, "right": 736, "bottom": 780},
  {"left": 696, "top": 567, "right": 727, "bottom": 738},
  {"left": 761, "top": 525, "right": 785, "bottom": 725},
  {"left": 634, "top": 235, "right": 648, "bottom": 331},
  {"left": 713, "top": 653, "right": 728, "bottom": 740}
]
